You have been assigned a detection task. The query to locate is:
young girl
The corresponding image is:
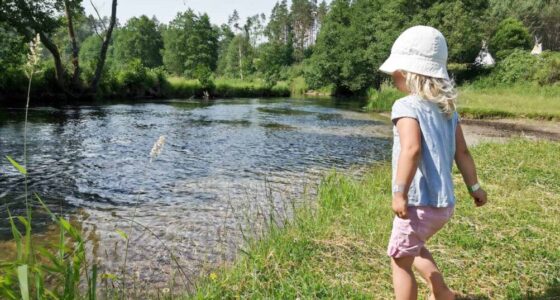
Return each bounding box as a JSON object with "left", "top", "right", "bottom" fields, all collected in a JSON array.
[{"left": 379, "top": 26, "right": 488, "bottom": 300}]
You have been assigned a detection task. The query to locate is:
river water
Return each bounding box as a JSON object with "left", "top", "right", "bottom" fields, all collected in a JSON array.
[{"left": 0, "top": 98, "right": 392, "bottom": 288}]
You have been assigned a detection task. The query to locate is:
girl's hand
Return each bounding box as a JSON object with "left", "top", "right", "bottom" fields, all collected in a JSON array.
[
  {"left": 471, "top": 188, "right": 487, "bottom": 207},
  {"left": 392, "top": 194, "right": 409, "bottom": 219}
]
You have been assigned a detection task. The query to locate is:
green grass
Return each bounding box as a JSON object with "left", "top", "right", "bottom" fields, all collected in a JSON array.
[
  {"left": 364, "top": 82, "right": 406, "bottom": 112},
  {"left": 190, "top": 139, "right": 560, "bottom": 299},
  {"left": 165, "top": 77, "right": 290, "bottom": 99},
  {"left": 459, "top": 84, "right": 560, "bottom": 120},
  {"left": 364, "top": 83, "right": 560, "bottom": 120}
]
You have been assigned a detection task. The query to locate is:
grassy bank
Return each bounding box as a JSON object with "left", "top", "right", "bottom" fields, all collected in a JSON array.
[
  {"left": 190, "top": 139, "right": 560, "bottom": 299},
  {"left": 165, "top": 77, "right": 290, "bottom": 99},
  {"left": 459, "top": 85, "right": 560, "bottom": 120},
  {"left": 365, "top": 83, "right": 560, "bottom": 121}
]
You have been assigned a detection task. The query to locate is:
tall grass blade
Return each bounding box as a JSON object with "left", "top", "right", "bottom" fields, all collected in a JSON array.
[
  {"left": 6, "top": 156, "right": 27, "bottom": 175},
  {"left": 7, "top": 210, "right": 23, "bottom": 261},
  {"left": 16, "top": 265, "right": 29, "bottom": 300},
  {"left": 88, "top": 263, "right": 97, "bottom": 300}
]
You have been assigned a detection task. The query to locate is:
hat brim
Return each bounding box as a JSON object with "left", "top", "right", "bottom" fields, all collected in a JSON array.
[{"left": 379, "top": 54, "right": 450, "bottom": 80}]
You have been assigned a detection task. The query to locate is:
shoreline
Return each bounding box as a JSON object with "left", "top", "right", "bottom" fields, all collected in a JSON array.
[{"left": 189, "top": 139, "right": 560, "bottom": 298}]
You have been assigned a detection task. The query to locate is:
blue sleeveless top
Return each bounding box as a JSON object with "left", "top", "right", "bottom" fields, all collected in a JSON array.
[{"left": 391, "top": 95, "right": 459, "bottom": 207}]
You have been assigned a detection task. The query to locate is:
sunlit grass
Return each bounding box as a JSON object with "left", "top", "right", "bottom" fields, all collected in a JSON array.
[
  {"left": 458, "top": 84, "right": 560, "bottom": 120},
  {"left": 190, "top": 139, "right": 560, "bottom": 299},
  {"left": 165, "top": 76, "right": 290, "bottom": 98},
  {"left": 364, "top": 82, "right": 406, "bottom": 112},
  {"left": 364, "top": 83, "right": 560, "bottom": 120}
]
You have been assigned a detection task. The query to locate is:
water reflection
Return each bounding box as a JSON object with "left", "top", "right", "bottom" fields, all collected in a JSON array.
[{"left": 0, "top": 97, "right": 392, "bottom": 287}]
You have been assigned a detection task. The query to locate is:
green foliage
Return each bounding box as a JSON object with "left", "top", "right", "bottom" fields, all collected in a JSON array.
[
  {"left": 79, "top": 35, "right": 114, "bottom": 81},
  {"left": 194, "top": 65, "right": 215, "bottom": 91},
  {"left": 0, "top": 0, "right": 63, "bottom": 40},
  {"left": 489, "top": 17, "right": 532, "bottom": 60},
  {"left": 305, "top": 0, "right": 374, "bottom": 95},
  {"left": 113, "top": 15, "right": 164, "bottom": 68},
  {"left": 306, "top": 0, "right": 490, "bottom": 95},
  {"left": 162, "top": 10, "right": 219, "bottom": 77},
  {"left": 222, "top": 35, "right": 254, "bottom": 79},
  {"left": 0, "top": 23, "right": 26, "bottom": 72},
  {"left": 473, "top": 50, "right": 560, "bottom": 87},
  {"left": 364, "top": 82, "right": 405, "bottom": 112},
  {"left": 489, "top": 0, "right": 560, "bottom": 51},
  {"left": 534, "top": 51, "right": 560, "bottom": 85},
  {"left": 414, "top": 0, "right": 488, "bottom": 63},
  {"left": 165, "top": 77, "right": 290, "bottom": 98},
  {"left": 255, "top": 41, "right": 294, "bottom": 85},
  {"left": 448, "top": 63, "right": 493, "bottom": 85},
  {"left": 459, "top": 83, "right": 560, "bottom": 120}
]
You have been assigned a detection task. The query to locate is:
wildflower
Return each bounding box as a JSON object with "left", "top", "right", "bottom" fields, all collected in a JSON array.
[
  {"left": 209, "top": 272, "right": 218, "bottom": 281},
  {"left": 149, "top": 135, "right": 166, "bottom": 161},
  {"left": 25, "top": 34, "right": 42, "bottom": 79},
  {"left": 162, "top": 288, "right": 170, "bottom": 294}
]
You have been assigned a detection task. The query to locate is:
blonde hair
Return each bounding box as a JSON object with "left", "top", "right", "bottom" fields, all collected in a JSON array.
[{"left": 403, "top": 71, "right": 457, "bottom": 118}]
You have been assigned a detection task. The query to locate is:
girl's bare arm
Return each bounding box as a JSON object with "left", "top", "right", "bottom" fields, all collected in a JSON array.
[
  {"left": 454, "top": 123, "right": 487, "bottom": 206},
  {"left": 393, "top": 117, "right": 422, "bottom": 218}
]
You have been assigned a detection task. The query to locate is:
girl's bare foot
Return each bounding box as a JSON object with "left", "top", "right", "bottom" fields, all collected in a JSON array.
[{"left": 429, "top": 288, "right": 455, "bottom": 300}]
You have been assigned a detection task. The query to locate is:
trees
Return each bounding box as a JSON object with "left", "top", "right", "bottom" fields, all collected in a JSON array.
[
  {"left": 222, "top": 35, "right": 254, "bottom": 80},
  {"left": 306, "top": 0, "right": 497, "bottom": 93},
  {"left": 162, "top": 10, "right": 219, "bottom": 78},
  {"left": 305, "top": 0, "right": 372, "bottom": 94},
  {"left": 414, "top": 0, "right": 489, "bottom": 63},
  {"left": 490, "top": 17, "right": 532, "bottom": 59},
  {"left": 490, "top": 0, "right": 560, "bottom": 51},
  {"left": 0, "top": 22, "right": 26, "bottom": 72},
  {"left": 0, "top": 0, "right": 69, "bottom": 89},
  {"left": 265, "top": 0, "right": 292, "bottom": 44},
  {"left": 0, "top": 0, "right": 118, "bottom": 94},
  {"left": 113, "top": 16, "right": 163, "bottom": 68},
  {"left": 290, "top": 0, "right": 314, "bottom": 61}
]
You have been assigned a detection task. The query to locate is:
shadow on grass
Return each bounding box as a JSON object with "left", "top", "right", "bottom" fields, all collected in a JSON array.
[
  {"left": 456, "top": 295, "right": 490, "bottom": 300},
  {"left": 456, "top": 279, "right": 560, "bottom": 300},
  {"left": 523, "top": 280, "right": 560, "bottom": 300}
]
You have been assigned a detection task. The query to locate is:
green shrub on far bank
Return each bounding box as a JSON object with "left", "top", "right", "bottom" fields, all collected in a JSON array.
[
  {"left": 447, "top": 63, "right": 492, "bottom": 85},
  {"left": 364, "top": 83, "right": 405, "bottom": 112},
  {"left": 473, "top": 50, "right": 560, "bottom": 87},
  {"left": 489, "top": 17, "right": 532, "bottom": 61},
  {"left": 98, "top": 60, "right": 168, "bottom": 99},
  {"left": 290, "top": 76, "right": 308, "bottom": 96},
  {"left": 165, "top": 77, "right": 290, "bottom": 99}
]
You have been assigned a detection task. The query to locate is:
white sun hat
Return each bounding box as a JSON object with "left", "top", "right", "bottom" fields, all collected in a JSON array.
[{"left": 379, "top": 25, "right": 450, "bottom": 80}]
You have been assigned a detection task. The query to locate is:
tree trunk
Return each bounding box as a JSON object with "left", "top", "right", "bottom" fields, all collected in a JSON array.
[
  {"left": 238, "top": 42, "right": 244, "bottom": 80},
  {"left": 90, "top": 0, "right": 117, "bottom": 94},
  {"left": 38, "top": 33, "right": 66, "bottom": 89},
  {"left": 65, "top": 0, "right": 81, "bottom": 88}
]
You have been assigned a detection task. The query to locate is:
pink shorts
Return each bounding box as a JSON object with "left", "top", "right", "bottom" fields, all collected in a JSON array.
[{"left": 387, "top": 206, "right": 454, "bottom": 258}]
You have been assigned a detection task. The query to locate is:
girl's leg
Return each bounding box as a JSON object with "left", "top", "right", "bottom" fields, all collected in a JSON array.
[
  {"left": 391, "top": 255, "right": 418, "bottom": 300},
  {"left": 412, "top": 247, "right": 454, "bottom": 300}
]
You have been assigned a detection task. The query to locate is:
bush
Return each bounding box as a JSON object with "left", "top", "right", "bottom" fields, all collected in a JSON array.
[
  {"left": 534, "top": 52, "right": 560, "bottom": 86},
  {"left": 473, "top": 50, "right": 560, "bottom": 87},
  {"left": 448, "top": 63, "right": 493, "bottom": 85},
  {"left": 489, "top": 18, "right": 532, "bottom": 60},
  {"left": 364, "top": 82, "right": 405, "bottom": 112}
]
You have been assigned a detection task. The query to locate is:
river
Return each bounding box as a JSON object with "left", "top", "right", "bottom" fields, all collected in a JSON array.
[{"left": 0, "top": 97, "right": 392, "bottom": 288}]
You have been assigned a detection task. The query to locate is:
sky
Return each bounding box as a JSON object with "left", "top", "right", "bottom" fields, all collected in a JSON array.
[{"left": 84, "top": 0, "right": 292, "bottom": 26}]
